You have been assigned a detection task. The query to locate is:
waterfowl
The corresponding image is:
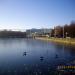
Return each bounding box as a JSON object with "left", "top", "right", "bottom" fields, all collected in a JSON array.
[
  {"left": 40, "top": 56, "right": 44, "bottom": 61},
  {"left": 40, "top": 56, "right": 44, "bottom": 58},
  {"left": 55, "top": 54, "right": 58, "bottom": 58},
  {"left": 23, "top": 52, "right": 27, "bottom": 56}
]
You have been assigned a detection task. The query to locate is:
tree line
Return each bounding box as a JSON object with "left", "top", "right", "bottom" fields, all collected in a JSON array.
[
  {"left": 0, "top": 21, "right": 75, "bottom": 38},
  {"left": 0, "top": 30, "right": 26, "bottom": 38},
  {"left": 51, "top": 21, "right": 75, "bottom": 38}
]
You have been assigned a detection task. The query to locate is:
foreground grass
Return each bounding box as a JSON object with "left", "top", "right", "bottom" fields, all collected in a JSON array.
[{"left": 36, "top": 37, "right": 75, "bottom": 46}]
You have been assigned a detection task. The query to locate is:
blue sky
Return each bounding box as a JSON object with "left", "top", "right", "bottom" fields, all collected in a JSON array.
[{"left": 0, "top": 0, "right": 75, "bottom": 31}]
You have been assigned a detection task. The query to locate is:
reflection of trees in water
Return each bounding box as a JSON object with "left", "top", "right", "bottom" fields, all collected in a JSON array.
[
  {"left": 54, "top": 44, "right": 75, "bottom": 56},
  {"left": 68, "top": 47, "right": 75, "bottom": 56},
  {"left": 51, "top": 44, "right": 75, "bottom": 66},
  {"left": 54, "top": 44, "right": 64, "bottom": 51}
]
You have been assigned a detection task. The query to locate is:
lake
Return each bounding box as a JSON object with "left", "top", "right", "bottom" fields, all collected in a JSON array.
[{"left": 0, "top": 38, "right": 75, "bottom": 75}]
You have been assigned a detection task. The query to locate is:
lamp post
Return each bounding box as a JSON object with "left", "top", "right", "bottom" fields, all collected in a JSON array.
[
  {"left": 54, "top": 26, "right": 56, "bottom": 38},
  {"left": 66, "top": 32, "right": 68, "bottom": 38}
]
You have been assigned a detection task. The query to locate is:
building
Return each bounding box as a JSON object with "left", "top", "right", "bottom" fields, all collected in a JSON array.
[{"left": 26, "top": 28, "right": 52, "bottom": 38}]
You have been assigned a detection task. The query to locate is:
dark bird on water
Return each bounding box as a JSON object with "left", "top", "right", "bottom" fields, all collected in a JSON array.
[
  {"left": 23, "top": 52, "right": 27, "bottom": 56},
  {"left": 40, "top": 56, "right": 44, "bottom": 58},
  {"left": 55, "top": 54, "right": 58, "bottom": 58},
  {"left": 40, "top": 56, "right": 44, "bottom": 61}
]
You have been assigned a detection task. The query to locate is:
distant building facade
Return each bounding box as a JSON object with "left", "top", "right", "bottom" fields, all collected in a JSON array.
[{"left": 26, "top": 28, "right": 52, "bottom": 38}]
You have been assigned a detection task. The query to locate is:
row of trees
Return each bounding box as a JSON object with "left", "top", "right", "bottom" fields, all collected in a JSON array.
[
  {"left": 51, "top": 22, "right": 75, "bottom": 38},
  {"left": 0, "top": 21, "right": 75, "bottom": 38},
  {"left": 0, "top": 30, "right": 26, "bottom": 38}
]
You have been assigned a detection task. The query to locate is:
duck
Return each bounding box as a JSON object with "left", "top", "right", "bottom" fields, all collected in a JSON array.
[
  {"left": 40, "top": 56, "right": 44, "bottom": 58},
  {"left": 55, "top": 54, "right": 58, "bottom": 58},
  {"left": 40, "top": 56, "right": 44, "bottom": 61},
  {"left": 23, "top": 52, "right": 27, "bottom": 56}
]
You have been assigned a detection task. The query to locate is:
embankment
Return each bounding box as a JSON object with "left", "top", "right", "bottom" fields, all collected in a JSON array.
[{"left": 36, "top": 37, "right": 75, "bottom": 46}]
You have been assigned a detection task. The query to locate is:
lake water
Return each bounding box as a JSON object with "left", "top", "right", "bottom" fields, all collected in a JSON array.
[{"left": 0, "top": 38, "right": 75, "bottom": 75}]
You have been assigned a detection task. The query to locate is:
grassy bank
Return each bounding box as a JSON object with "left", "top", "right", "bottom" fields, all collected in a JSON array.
[{"left": 36, "top": 37, "right": 75, "bottom": 46}]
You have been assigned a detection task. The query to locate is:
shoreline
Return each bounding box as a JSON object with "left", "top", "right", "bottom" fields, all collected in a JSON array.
[{"left": 35, "top": 37, "right": 75, "bottom": 46}]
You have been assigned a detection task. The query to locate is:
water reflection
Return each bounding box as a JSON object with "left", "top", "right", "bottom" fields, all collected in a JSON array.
[{"left": 0, "top": 39, "right": 75, "bottom": 75}]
